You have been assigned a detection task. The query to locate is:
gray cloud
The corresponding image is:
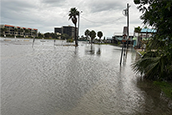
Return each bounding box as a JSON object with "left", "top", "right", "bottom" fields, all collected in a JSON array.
[
  {"left": 0, "top": 0, "right": 143, "bottom": 36},
  {"left": 1, "top": 0, "right": 36, "bottom": 27},
  {"left": 1, "top": 0, "right": 36, "bottom": 12},
  {"left": 41, "top": 0, "right": 65, "bottom": 3},
  {"left": 87, "top": 0, "right": 125, "bottom": 13},
  {"left": 40, "top": 0, "right": 67, "bottom": 7}
]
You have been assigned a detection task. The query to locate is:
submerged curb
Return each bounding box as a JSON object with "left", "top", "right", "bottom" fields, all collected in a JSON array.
[{"left": 134, "top": 48, "right": 143, "bottom": 57}]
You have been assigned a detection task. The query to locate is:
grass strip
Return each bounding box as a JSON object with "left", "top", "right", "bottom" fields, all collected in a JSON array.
[{"left": 153, "top": 81, "right": 172, "bottom": 99}]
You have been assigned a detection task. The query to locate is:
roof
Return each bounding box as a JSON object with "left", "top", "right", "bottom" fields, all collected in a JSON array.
[
  {"left": 3, "top": 24, "right": 38, "bottom": 31},
  {"left": 5, "top": 24, "right": 14, "bottom": 27},
  {"left": 116, "top": 37, "right": 123, "bottom": 41},
  {"left": 141, "top": 28, "right": 156, "bottom": 33}
]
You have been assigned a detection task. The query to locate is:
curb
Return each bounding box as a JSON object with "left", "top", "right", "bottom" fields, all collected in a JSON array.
[{"left": 134, "top": 48, "right": 143, "bottom": 57}]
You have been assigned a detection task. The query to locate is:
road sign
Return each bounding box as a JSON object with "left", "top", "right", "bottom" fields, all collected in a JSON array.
[{"left": 122, "top": 40, "right": 126, "bottom": 42}]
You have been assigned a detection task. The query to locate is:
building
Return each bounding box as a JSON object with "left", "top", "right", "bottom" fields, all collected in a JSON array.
[
  {"left": 113, "top": 35, "right": 133, "bottom": 44},
  {"left": 54, "top": 27, "right": 62, "bottom": 34},
  {"left": 134, "top": 28, "right": 156, "bottom": 39},
  {"left": 112, "top": 26, "right": 133, "bottom": 44},
  {"left": 0, "top": 24, "right": 38, "bottom": 37},
  {"left": 133, "top": 28, "right": 156, "bottom": 48},
  {"left": 54, "top": 26, "right": 77, "bottom": 39}
]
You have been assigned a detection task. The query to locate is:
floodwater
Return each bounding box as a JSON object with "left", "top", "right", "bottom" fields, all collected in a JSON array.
[{"left": 1, "top": 38, "right": 172, "bottom": 115}]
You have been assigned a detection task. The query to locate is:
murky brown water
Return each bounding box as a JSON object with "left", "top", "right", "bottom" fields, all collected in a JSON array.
[{"left": 1, "top": 38, "right": 172, "bottom": 115}]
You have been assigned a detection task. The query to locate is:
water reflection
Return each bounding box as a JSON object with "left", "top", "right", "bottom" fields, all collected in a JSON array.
[
  {"left": 136, "top": 78, "right": 172, "bottom": 114},
  {"left": 85, "top": 44, "right": 95, "bottom": 55},
  {"left": 1, "top": 38, "right": 172, "bottom": 115},
  {"left": 84, "top": 44, "right": 102, "bottom": 56},
  {"left": 96, "top": 46, "right": 101, "bottom": 56}
]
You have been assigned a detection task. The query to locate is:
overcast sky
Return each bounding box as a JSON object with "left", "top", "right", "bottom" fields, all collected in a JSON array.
[{"left": 0, "top": 0, "right": 143, "bottom": 37}]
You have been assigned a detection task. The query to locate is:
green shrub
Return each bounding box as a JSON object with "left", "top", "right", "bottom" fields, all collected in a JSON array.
[
  {"left": 118, "top": 41, "right": 121, "bottom": 45},
  {"left": 154, "top": 81, "right": 172, "bottom": 99},
  {"left": 67, "top": 39, "right": 74, "bottom": 42}
]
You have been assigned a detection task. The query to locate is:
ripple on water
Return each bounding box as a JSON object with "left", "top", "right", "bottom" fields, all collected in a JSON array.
[{"left": 1, "top": 39, "right": 172, "bottom": 115}]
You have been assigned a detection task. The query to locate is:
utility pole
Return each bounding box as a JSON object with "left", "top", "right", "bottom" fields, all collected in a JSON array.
[
  {"left": 120, "top": 3, "right": 130, "bottom": 65},
  {"left": 78, "top": 12, "right": 80, "bottom": 40},
  {"left": 120, "top": 41, "right": 124, "bottom": 65},
  {"left": 127, "top": 3, "right": 130, "bottom": 49},
  {"left": 78, "top": 11, "right": 82, "bottom": 40}
]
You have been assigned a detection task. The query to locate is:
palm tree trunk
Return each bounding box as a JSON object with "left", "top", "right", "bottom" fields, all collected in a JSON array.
[{"left": 75, "top": 24, "right": 78, "bottom": 47}]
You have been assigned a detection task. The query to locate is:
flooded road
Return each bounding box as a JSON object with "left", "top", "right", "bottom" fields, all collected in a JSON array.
[{"left": 1, "top": 38, "right": 172, "bottom": 115}]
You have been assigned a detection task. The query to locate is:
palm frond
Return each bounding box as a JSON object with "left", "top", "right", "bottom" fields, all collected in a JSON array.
[{"left": 132, "top": 57, "right": 160, "bottom": 79}]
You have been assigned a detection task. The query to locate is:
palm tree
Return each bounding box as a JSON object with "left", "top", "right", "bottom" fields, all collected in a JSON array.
[
  {"left": 89, "top": 30, "right": 96, "bottom": 44},
  {"left": 132, "top": 38, "right": 172, "bottom": 80},
  {"left": 134, "top": 26, "right": 141, "bottom": 36},
  {"left": 69, "top": 7, "right": 79, "bottom": 47},
  {"left": 84, "top": 29, "right": 90, "bottom": 41},
  {"left": 134, "top": 0, "right": 140, "bottom": 4},
  {"left": 97, "top": 31, "right": 103, "bottom": 43}
]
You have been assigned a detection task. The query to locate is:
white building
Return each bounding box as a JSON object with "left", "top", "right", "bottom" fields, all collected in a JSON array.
[{"left": 0, "top": 24, "right": 38, "bottom": 37}]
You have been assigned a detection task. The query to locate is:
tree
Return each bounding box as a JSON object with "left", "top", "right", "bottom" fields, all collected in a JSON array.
[
  {"left": 14, "top": 28, "right": 18, "bottom": 38},
  {"left": 61, "top": 34, "right": 70, "bottom": 40},
  {"left": 43, "top": 32, "right": 59, "bottom": 39},
  {"left": 134, "top": 26, "right": 141, "bottom": 33},
  {"left": 85, "top": 29, "right": 90, "bottom": 41},
  {"left": 38, "top": 32, "right": 43, "bottom": 38},
  {"left": 69, "top": 7, "right": 79, "bottom": 47},
  {"left": 134, "top": 0, "right": 140, "bottom": 4},
  {"left": 134, "top": 0, "right": 172, "bottom": 41},
  {"left": 44, "top": 32, "right": 51, "bottom": 38},
  {"left": 89, "top": 30, "right": 96, "bottom": 44},
  {"left": 133, "top": 0, "right": 172, "bottom": 80},
  {"left": 25, "top": 29, "right": 30, "bottom": 37},
  {"left": 97, "top": 31, "right": 103, "bottom": 43},
  {"left": 22, "top": 29, "right": 26, "bottom": 37},
  {"left": 1, "top": 28, "right": 7, "bottom": 37},
  {"left": 20, "top": 28, "right": 24, "bottom": 37},
  {"left": 32, "top": 31, "right": 36, "bottom": 38}
]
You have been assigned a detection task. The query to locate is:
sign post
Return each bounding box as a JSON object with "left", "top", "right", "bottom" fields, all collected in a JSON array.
[
  {"left": 120, "top": 42, "right": 124, "bottom": 65},
  {"left": 120, "top": 36, "right": 126, "bottom": 65}
]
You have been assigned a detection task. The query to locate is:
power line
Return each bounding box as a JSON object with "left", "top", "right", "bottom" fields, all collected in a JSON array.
[
  {"left": 81, "top": 16, "right": 124, "bottom": 24},
  {"left": 81, "top": 16, "right": 99, "bottom": 23}
]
